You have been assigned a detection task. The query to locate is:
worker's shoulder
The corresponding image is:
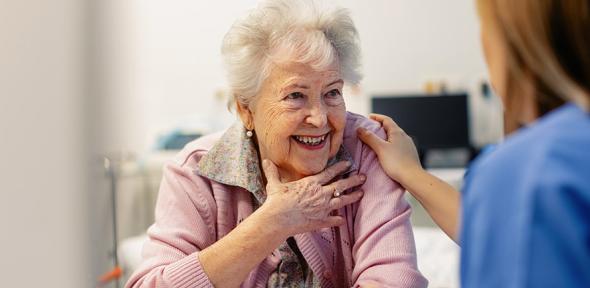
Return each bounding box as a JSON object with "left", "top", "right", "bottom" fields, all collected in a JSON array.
[
  {"left": 501, "top": 103, "right": 589, "bottom": 166},
  {"left": 470, "top": 103, "right": 590, "bottom": 193}
]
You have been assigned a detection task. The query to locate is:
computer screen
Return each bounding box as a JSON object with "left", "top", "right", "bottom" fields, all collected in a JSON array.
[{"left": 371, "top": 93, "right": 470, "bottom": 150}]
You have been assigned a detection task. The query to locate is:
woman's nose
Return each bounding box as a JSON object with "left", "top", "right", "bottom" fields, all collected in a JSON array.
[{"left": 305, "top": 102, "right": 328, "bottom": 128}]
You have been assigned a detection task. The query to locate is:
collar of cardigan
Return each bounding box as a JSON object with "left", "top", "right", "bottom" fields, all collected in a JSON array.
[{"left": 197, "top": 121, "right": 356, "bottom": 204}]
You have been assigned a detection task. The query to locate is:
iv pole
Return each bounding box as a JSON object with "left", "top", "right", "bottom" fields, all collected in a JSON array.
[{"left": 98, "top": 157, "right": 122, "bottom": 288}]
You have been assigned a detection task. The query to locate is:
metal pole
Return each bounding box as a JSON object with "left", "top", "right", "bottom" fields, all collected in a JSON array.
[{"left": 104, "top": 157, "right": 120, "bottom": 288}]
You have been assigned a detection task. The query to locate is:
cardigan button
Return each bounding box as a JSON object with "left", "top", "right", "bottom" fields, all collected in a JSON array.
[{"left": 323, "top": 271, "right": 332, "bottom": 279}]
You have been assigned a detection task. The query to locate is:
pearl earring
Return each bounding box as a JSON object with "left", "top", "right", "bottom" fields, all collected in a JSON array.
[{"left": 246, "top": 130, "right": 253, "bottom": 138}]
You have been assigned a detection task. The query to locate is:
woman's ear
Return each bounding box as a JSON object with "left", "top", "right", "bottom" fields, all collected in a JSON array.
[{"left": 235, "top": 99, "right": 254, "bottom": 130}]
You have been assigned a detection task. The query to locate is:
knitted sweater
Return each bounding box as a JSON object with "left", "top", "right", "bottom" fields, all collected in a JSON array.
[{"left": 126, "top": 112, "right": 427, "bottom": 288}]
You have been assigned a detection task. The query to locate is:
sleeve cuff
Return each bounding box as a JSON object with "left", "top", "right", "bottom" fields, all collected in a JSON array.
[{"left": 164, "top": 253, "right": 213, "bottom": 288}]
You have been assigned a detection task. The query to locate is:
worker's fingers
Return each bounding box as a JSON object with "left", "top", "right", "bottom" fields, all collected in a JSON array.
[
  {"left": 357, "top": 127, "right": 388, "bottom": 151},
  {"left": 368, "top": 113, "right": 404, "bottom": 142},
  {"left": 369, "top": 113, "right": 401, "bottom": 130}
]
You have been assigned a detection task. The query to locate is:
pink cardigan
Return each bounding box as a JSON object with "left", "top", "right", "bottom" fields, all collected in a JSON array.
[{"left": 126, "top": 113, "right": 427, "bottom": 288}]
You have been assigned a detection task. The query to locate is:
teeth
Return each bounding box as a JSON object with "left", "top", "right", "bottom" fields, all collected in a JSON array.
[{"left": 294, "top": 135, "right": 326, "bottom": 145}]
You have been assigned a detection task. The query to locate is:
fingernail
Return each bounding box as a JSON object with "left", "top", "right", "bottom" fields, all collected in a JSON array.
[
  {"left": 359, "top": 175, "right": 366, "bottom": 182},
  {"left": 262, "top": 159, "right": 269, "bottom": 168},
  {"left": 357, "top": 127, "right": 366, "bottom": 134},
  {"left": 345, "top": 161, "right": 352, "bottom": 167}
]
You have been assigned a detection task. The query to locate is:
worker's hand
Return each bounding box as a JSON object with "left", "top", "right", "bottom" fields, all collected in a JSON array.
[
  {"left": 357, "top": 113, "right": 423, "bottom": 185},
  {"left": 261, "top": 160, "right": 365, "bottom": 237}
]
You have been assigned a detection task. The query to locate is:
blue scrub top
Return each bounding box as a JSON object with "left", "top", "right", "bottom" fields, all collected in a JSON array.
[{"left": 460, "top": 103, "right": 590, "bottom": 287}]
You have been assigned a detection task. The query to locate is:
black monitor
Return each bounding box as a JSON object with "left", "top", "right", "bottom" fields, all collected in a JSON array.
[{"left": 372, "top": 93, "right": 471, "bottom": 166}]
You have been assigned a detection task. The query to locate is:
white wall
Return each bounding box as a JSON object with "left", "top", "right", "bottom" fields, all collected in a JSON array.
[
  {"left": 0, "top": 0, "right": 88, "bottom": 286},
  {"left": 341, "top": 0, "right": 504, "bottom": 146},
  {"left": 97, "top": 0, "right": 502, "bottom": 154}
]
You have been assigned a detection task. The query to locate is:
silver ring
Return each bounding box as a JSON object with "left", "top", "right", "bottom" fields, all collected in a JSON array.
[{"left": 333, "top": 187, "right": 342, "bottom": 198}]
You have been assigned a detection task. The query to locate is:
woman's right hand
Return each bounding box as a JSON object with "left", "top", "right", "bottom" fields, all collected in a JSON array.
[
  {"left": 198, "top": 161, "right": 365, "bottom": 287},
  {"left": 357, "top": 113, "right": 424, "bottom": 185},
  {"left": 261, "top": 159, "right": 365, "bottom": 237}
]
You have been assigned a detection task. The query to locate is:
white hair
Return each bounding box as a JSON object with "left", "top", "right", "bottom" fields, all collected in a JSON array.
[{"left": 222, "top": 0, "right": 362, "bottom": 107}]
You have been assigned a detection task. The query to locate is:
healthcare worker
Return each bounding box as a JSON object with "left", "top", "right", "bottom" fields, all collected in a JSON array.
[{"left": 357, "top": 0, "right": 590, "bottom": 287}]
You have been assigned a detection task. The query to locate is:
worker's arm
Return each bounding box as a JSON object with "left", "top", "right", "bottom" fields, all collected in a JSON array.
[{"left": 357, "top": 114, "right": 460, "bottom": 243}]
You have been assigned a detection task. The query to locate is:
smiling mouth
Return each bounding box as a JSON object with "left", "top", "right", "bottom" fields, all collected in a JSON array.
[{"left": 291, "top": 134, "right": 328, "bottom": 147}]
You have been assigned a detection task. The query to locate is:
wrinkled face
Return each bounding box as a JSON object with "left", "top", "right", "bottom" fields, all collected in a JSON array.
[{"left": 238, "top": 60, "right": 346, "bottom": 182}]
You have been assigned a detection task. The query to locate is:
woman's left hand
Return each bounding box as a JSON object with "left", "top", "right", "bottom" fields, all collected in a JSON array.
[{"left": 261, "top": 159, "right": 366, "bottom": 236}]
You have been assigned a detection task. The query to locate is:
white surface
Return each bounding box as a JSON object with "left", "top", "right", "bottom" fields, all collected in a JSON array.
[{"left": 414, "top": 227, "right": 460, "bottom": 288}]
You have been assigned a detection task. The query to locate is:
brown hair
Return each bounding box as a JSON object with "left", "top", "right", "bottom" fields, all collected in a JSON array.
[{"left": 478, "top": 0, "right": 590, "bottom": 116}]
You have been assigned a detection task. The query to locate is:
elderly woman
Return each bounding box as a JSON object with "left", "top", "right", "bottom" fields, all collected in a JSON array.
[{"left": 126, "top": 0, "right": 426, "bottom": 287}]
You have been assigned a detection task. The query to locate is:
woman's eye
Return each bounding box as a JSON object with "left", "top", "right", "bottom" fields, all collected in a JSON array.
[
  {"left": 285, "top": 92, "right": 304, "bottom": 100},
  {"left": 325, "top": 89, "right": 342, "bottom": 98}
]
